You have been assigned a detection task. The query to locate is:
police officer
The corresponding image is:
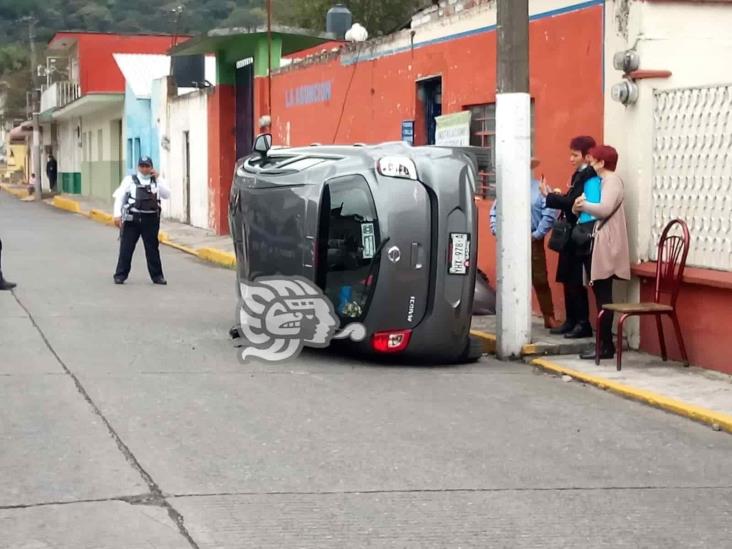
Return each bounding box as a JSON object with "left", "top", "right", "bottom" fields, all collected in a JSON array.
[{"left": 112, "top": 156, "right": 170, "bottom": 285}]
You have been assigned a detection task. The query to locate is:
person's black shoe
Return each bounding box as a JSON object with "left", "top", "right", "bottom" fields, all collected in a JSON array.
[
  {"left": 0, "top": 279, "right": 17, "bottom": 291},
  {"left": 114, "top": 276, "right": 125, "bottom": 285},
  {"left": 550, "top": 321, "right": 576, "bottom": 335},
  {"left": 153, "top": 277, "right": 167, "bottom": 285},
  {"left": 580, "top": 346, "right": 615, "bottom": 361},
  {"left": 564, "top": 322, "right": 593, "bottom": 339}
]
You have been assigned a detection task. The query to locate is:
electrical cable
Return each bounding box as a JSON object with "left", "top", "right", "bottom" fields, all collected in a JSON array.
[{"left": 332, "top": 47, "right": 362, "bottom": 144}]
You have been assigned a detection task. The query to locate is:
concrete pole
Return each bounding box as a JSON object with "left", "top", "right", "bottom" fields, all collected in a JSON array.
[
  {"left": 27, "top": 18, "right": 43, "bottom": 201},
  {"left": 495, "top": 0, "right": 531, "bottom": 359}
]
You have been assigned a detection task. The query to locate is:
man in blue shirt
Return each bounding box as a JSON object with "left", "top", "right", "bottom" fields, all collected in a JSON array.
[{"left": 490, "top": 158, "right": 559, "bottom": 329}]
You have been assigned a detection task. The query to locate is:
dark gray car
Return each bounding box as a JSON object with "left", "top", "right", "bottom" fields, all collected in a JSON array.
[{"left": 229, "top": 138, "right": 483, "bottom": 363}]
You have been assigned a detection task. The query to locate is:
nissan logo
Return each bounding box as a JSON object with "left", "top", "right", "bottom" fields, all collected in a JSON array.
[{"left": 387, "top": 246, "right": 401, "bottom": 263}]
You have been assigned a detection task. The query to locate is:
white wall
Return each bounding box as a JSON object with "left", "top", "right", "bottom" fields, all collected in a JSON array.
[
  {"left": 56, "top": 118, "right": 82, "bottom": 174},
  {"left": 160, "top": 85, "right": 210, "bottom": 229},
  {"left": 80, "top": 105, "right": 123, "bottom": 164},
  {"left": 604, "top": 0, "right": 732, "bottom": 343}
]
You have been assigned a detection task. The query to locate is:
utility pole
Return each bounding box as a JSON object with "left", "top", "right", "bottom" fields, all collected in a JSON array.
[
  {"left": 266, "top": 0, "right": 273, "bottom": 118},
  {"left": 26, "top": 16, "right": 43, "bottom": 201},
  {"left": 495, "top": 0, "right": 531, "bottom": 359}
]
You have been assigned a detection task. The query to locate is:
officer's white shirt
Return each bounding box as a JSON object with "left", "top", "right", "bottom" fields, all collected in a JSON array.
[{"left": 112, "top": 172, "right": 171, "bottom": 218}]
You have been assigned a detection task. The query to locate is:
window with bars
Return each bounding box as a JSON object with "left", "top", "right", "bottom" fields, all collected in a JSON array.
[{"left": 467, "top": 102, "right": 535, "bottom": 198}]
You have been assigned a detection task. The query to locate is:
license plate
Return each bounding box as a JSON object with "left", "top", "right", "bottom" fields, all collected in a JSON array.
[{"left": 449, "top": 232, "right": 470, "bottom": 275}]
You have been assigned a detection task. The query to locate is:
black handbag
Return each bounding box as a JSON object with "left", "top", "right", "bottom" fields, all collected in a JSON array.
[
  {"left": 570, "top": 221, "right": 596, "bottom": 257},
  {"left": 548, "top": 215, "right": 572, "bottom": 252}
]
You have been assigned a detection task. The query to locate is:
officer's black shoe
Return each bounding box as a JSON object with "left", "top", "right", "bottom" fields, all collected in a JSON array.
[
  {"left": 114, "top": 276, "right": 125, "bottom": 285},
  {"left": 0, "top": 278, "right": 17, "bottom": 291},
  {"left": 153, "top": 277, "right": 167, "bottom": 285}
]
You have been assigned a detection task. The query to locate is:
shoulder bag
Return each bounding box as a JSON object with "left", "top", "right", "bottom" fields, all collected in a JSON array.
[
  {"left": 548, "top": 214, "right": 572, "bottom": 253},
  {"left": 571, "top": 199, "right": 623, "bottom": 257}
]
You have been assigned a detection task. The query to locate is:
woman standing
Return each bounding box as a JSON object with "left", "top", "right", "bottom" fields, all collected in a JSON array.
[
  {"left": 573, "top": 145, "right": 630, "bottom": 360},
  {"left": 542, "top": 136, "right": 597, "bottom": 339}
]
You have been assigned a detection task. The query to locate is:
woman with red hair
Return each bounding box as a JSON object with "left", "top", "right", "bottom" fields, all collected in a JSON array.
[
  {"left": 542, "top": 136, "right": 598, "bottom": 339},
  {"left": 573, "top": 145, "right": 630, "bottom": 360}
]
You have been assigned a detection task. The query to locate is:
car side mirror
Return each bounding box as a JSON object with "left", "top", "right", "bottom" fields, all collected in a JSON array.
[{"left": 253, "top": 134, "right": 272, "bottom": 157}]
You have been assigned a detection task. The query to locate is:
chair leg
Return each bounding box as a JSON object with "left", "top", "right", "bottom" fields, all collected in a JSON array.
[
  {"left": 595, "top": 310, "right": 606, "bottom": 366},
  {"left": 656, "top": 314, "right": 668, "bottom": 361},
  {"left": 670, "top": 312, "right": 690, "bottom": 367},
  {"left": 617, "top": 314, "right": 629, "bottom": 372}
]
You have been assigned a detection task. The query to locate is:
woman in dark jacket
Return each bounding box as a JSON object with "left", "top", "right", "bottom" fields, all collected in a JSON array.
[{"left": 540, "top": 136, "right": 597, "bottom": 339}]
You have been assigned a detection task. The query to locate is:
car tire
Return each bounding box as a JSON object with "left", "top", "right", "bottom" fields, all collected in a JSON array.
[{"left": 458, "top": 335, "right": 484, "bottom": 364}]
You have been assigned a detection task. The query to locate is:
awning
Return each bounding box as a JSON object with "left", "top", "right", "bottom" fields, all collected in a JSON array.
[
  {"left": 52, "top": 93, "right": 124, "bottom": 120},
  {"left": 169, "top": 26, "right": 333, "bottom": 62}
]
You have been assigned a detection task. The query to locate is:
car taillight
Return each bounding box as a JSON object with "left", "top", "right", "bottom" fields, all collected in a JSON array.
[{"left": 371, "top": 329, "right": 412, "bottom": 353}]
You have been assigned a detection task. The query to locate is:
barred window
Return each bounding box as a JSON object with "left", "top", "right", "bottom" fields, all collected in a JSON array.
[{"left": 467, "top": 102, "right": 535, "bottom": 199}]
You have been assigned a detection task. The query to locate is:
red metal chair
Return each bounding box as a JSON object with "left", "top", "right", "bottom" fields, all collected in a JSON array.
[{"left": 596, "top": 219, "right": 691, "bottom": 371}]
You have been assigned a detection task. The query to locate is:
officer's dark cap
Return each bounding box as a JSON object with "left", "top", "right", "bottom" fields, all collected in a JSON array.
[{"left": 138, "top": 156, "right": 153, "bottom": 167}]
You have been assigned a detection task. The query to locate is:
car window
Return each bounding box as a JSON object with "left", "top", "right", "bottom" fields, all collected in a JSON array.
[{"left": 318, "top": 175, "right": 380, "bottom": 323}]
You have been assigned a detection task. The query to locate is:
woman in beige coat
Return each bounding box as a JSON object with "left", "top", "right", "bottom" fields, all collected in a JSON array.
[{"left": 573, "top": 145, "right": 630, "bottom": 360}]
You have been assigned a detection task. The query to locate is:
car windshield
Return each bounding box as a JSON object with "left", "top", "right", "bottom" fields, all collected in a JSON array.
[{"left": 317, "top": 175, "right": 381, "bottom": 323}]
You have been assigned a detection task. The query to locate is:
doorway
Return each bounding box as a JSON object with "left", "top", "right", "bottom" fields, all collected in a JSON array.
[
  {"left": 416, "top": 77, "right": 442, "bottom": 145},
  {"left": 235, "top": 58, "right": 255, "bottom": 160},
  {"left": 183, "top": 130, "right": 191, "bottom": 225}
]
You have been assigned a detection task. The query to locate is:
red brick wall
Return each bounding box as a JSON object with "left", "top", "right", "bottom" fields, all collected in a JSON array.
[{"left": 266, "top": 5, "right": 605, "bottom": 318}]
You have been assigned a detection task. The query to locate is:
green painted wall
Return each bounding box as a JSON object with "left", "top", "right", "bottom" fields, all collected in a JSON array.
[
  {"left": 61, "top": 172, "right": 82, "bottom": 194},
  {"left": 215, "top": 35, "right": 284, "bottom": 85},
  {"left": 81, "top": 161, "right": 121, "bottom": 204}
]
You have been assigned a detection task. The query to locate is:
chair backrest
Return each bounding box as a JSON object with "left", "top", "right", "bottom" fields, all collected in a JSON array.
[{"left": 654, "top": 219, "right": 691, "bottom": 307}]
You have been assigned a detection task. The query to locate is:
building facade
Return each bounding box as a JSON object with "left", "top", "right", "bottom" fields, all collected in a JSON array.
[
  {"left": 40, "top": 32, "right": 180, "bottom": 201},
  {"left": 265, "top": 0, "right": 605, "bottom": 323},
  {"left": 603, "top": 0, "right": 732, "bottom": 374}
]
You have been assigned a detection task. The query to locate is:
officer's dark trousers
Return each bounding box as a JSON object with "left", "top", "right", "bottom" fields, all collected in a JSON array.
[{"left": 114, "top": 214, "right": 164, "bottom": 281}]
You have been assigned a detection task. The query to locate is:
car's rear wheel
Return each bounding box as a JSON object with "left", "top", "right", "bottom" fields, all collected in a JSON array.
[{"left": 457, "top": 335, "right": 484, "bottom": 364}]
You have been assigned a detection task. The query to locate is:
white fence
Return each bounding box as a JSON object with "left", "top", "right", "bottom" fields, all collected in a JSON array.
[{"left": 652, "top": 84, "right": 732, "bottom": 271}]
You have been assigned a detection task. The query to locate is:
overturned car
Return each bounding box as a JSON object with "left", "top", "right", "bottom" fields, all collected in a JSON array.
[{"left": 229, "top": 136, "right": 488, "bottom": 364}]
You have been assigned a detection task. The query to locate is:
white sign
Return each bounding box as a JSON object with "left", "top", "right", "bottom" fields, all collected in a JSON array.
[{"left": 435, "top": 111, "right": 471, "bottom": 146}]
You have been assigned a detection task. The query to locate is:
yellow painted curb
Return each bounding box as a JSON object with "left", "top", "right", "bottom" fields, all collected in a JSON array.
[
  {"left": 89, "top": 209, "right": 114, "bottom": 225},
  {"left": 161, "top": 239, "right": 198, "bottom": 256},
  {"left": 196, "top": 247, "right": 236, "bottom": 269},
  {"left": 0, "top": 184, "right": 32, "bottom": 199},
  {"left": 470, "top": 330, "right": 496, "bottom": 354},
  {"left": 51, "top": 196, "right": 82, "bottom": 214},
  {"left": 531, "top": 358, "right": 732, "bottom": 435},
  {"left": 470, "top": 330, "right": 541, "bottom": 356}
]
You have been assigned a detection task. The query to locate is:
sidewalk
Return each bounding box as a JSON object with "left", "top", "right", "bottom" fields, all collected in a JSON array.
[
  {"left": 531, "top": 352, "right": 732, "bottom": 434},
  {"left": 471, "top": 314, "right": 596, "bottom": 356}
]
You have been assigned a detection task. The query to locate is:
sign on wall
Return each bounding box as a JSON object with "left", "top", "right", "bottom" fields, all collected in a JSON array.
[
  {"left": 401, "top": 120, "right": 415, "bottom": 145},
  {"left": 285, "top": 81, "right": 333, "bottom": 108},
  {"left": 435, "top": 111, "right": 471, "bottom": 146}
]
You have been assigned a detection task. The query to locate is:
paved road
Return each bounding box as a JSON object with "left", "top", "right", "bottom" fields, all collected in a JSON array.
[{"left": 1, "top": 192, "right": 731, "bottom": 548}]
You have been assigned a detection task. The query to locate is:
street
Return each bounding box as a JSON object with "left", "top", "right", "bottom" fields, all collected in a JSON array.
[{"left": 2, "top": 192, "right": 732, "bottom": 548}]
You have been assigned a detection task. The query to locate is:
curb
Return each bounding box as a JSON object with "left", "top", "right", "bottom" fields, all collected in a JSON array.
[
  {"left": 1, "top": 184, "right": 33, "bottom": 199},
  {"left": 51, "top": 196, "right": 82, "bottom": 214},
  {"left": 530, "top": 357, "right": 732, "bottom": 435},
  {"left": 470, "top": 330, "right": 496, "bottom": 354},
  {"left": 197, "top": 247, "right": 236, "bottom": 269},
  {"left": 469, "top": 329, "right": 594, "bottom": 358}
]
